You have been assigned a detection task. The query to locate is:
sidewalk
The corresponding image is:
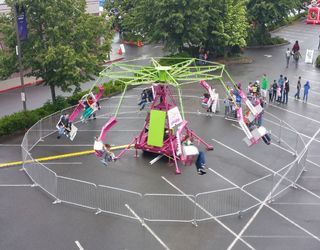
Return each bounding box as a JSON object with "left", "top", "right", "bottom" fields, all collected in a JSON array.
[
  {"left": 0, "top": 33, "right": 125, "bottom": 93},
  {"left": 0, "top": 76, "right": 44, "bottom": 93}
]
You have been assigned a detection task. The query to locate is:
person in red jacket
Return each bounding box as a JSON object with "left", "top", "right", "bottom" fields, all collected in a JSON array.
[{"left": 292, "top": 41, "right": 300, "bottom": 54}]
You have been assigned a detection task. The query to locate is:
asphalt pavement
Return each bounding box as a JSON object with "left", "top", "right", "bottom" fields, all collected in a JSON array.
[{"left": 1, "top": 19, "right": 320, "bottom": 250}]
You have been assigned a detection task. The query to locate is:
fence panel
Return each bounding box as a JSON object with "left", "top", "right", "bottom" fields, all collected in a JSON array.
[
  {"left": 21, "top": 136, "right": 28, "bottom": 162},
  {"left": 270, "top": 165, "right": 294, "bottom": 200},
  {"left": 97, "top": 185, "right": 142, "bottom": 219},
  {"left": 294, "top": 148, "right": 308, "bottom": 183},
  {"left": 143, "top": 194, "right": 195, "bottom": 222},
  {"left": 26, "top": 122, "right": 41, "bottom": 151},
  {"left": 57, "top": 176, "right": 97, "bottom": 209},
  {"left": 242, "top": 174, "right": 274, "bottom": 201},
  {"left": 195, "top": 188, "right": 241, "bottom": 221},
  {"left": 23, "top": 155, "right": 57, "bottom": 198},
  {"left": 40, "top": 112, "right": 61, "bottom": 139}
]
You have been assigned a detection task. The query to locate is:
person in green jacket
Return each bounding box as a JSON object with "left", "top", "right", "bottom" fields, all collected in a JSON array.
[{"left": 261, "top": 74, "right": 268, "bottom": 101}]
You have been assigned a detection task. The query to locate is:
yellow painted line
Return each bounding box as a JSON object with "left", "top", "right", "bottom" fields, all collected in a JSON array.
[{"left": 0, "top": 144, "right": 131, "bottom": 168}]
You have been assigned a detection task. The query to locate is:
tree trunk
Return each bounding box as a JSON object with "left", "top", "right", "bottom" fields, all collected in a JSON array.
[{"left": 49, "top": 83, "right": 56, "bottom": 102}]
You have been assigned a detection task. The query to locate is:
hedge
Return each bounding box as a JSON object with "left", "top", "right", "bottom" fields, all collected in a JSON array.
[{"left": 0, "top": 80, "right": 126, "bottom": 137}]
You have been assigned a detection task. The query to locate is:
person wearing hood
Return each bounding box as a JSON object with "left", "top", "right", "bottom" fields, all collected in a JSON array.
[{"left": 303, "top": 81, "right": 310, "bottom": 103}]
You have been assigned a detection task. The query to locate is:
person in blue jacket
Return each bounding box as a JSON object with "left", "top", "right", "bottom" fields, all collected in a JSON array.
[{"left": 303, "top": 81, "right": 310, "bottom": 103}]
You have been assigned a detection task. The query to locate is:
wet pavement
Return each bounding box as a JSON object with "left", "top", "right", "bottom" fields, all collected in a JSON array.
[{"left": 1, "top": 19, "right": 320, "bottom": 250}]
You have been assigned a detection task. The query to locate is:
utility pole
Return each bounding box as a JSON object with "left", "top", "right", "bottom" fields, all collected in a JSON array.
[{"left": 13, "top": 2, "right": 27, "bottom": 111}]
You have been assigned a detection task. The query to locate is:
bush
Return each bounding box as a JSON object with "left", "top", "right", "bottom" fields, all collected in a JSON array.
[
  {"left": 0, "top": 79, "right": 128, "bottom": 137},
  {"left": 0, "top": 110, "right": 41, "bottom": 136},
  {"left": 316, "top": 55, "right": 320, "bottom": 68},
  {"left": 66, "top": 91, "right": 88, "bottom": 106}
]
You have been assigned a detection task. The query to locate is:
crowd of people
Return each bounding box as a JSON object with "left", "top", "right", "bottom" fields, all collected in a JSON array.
[
  {"left": 223, "top": 40, "right": 311, "bottom": 115},
  {"left": 265, "top": 74, "right": 311, "bottom": 104}
]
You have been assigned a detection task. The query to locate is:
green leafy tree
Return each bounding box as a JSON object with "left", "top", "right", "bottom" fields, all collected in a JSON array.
[
  {"left": 0, "top": 0, "right": 113, "bottom": 101},
  {"left": 205, "top": 0, "right": 248, "bottom": 57},
  {"left": 109, "top": 0, "right": 247, "bottom": 56},
  {"left": 247, "top": 0, "right": 301, "bottom": 45},
  {"left": 111, "top": 0, "right": 208, "bottom": 53}
]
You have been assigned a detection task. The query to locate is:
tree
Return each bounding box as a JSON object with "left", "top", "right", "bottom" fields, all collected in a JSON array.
[
  {"left": 247, "top": 0, "right": 301, "bottom": 45},
  {"left": 108, "top": 0, "right": 247, "bottom": 56},
  {"left": 110, "top": 0, "right": 208, "bottom": 53},
  {"left": 0, "top": 0, "right": 113, "bottom": 101},
  {"left": 205, "top": 0, "right": 248, "bottom": 57}
]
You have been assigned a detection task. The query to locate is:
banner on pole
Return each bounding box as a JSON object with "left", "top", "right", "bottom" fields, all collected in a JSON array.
[{"left": 15, "top": 5, "right": 28, "bottom": 41}]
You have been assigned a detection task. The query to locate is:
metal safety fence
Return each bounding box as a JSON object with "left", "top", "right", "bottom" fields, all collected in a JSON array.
[{"left": 20, "top": 96, "right": 310, "bottom": 225}]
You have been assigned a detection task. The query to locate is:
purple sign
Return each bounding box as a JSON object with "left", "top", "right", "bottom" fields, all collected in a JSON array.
[{"left": 15, "top": 5, "right": 28, "bottom": 41}]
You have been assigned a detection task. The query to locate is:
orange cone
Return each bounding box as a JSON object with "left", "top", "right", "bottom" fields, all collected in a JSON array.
[{"left": 117, "top": 47, "right": 122, "bottom": 55}]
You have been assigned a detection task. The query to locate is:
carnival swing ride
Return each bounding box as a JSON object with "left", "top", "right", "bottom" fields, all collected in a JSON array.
[{"left": 70, "top": 57, "right": 269, "bottom": 174}]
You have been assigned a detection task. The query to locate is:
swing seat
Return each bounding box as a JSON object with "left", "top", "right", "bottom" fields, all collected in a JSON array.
[
  {"left": 243, "top": 126, "right": 268, "bottom": 146},
  {"left": 95, "top": 150, "right": 104, "bottom": 157},
  {"left": 82, "top": 107, "right": 96, "bottom": 121},
  {"left": 181, "top": 145, "right": 199, "bottom": 166}
]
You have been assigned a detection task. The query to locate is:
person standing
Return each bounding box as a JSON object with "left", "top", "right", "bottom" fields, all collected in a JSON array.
[
  {"left": 268, "top": 85, "right": 273, "bottom": 102},
  {"left": 283, "top": 77, "right": 290, "bottom": 104},
  {"left": 294, "top": 76, "right": 301, "bottom": 100},
  {"left": 292, "top": 41, "right": 300, "bottom": 54},
  {"left": 318, "top": 35, "right": 320, "bottom": 50},
  {"left": 272, "top": 80, "right": 278, "bottom": 102},
  {"left": 261, "top": 74, "right": 268, "bottom": 101},
  {"left": 293, "top": 51, "right": 301, "bottom": 68},
  {"left": 303, "top": 81, "right": 311, "bottom": 103},
  {"left": 223, "top": 95, "right": 230, "bottom": 118},
  {"left": 285, "top": 48, "right": 291, "bottom": 68},
  {"left": 277, "top": 75, "right": 284, "bottom": 102}
]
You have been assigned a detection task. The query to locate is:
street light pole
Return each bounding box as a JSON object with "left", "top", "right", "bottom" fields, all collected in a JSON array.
[{"left": 13, "top": 2, "right": 27, "bottom": 111}]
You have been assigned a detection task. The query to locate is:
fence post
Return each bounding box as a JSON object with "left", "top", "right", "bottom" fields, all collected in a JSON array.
[
  {"left": 39, "top": 119, "right": 44, "bottom": 142},
  {"left": 293, "top": 160, "right": 300, "bottom": 188},
  {"left": 268, "top": 174, "right": 275, "bottom": 203},
  {"left": 95, "top": 185, "right": 102, "bottom": 215},
  {"left": 303, "top": 149, "right": 309, "bottom": 172},
  {"left": 238, "top": 191, "right": 243, "bottom": 219},
  {"left": 294, "top": 132, "right": 299, "bottom": 156},
  {"left": 193, "top": 194, "right": 198, "bottom": 227},
  {"left": 278, "top": 120, "right": 282, "bottom": 144},
  {"left": 52, "top": 174, "right": 61, "bottom": 204},
  {"left": 140, "top": 194, "right": 145, "bottom": 226}
]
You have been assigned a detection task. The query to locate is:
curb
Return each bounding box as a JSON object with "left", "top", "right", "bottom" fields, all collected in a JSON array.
[
  {"left": 215, "top": 56, "right": 253, "bottom": 65},
  {"left": 103, "top": 57, "right": 124, "bottom": 65},
  {"left": 0, "top": 79, "right": 44, "bottom": 94},
  {"left": 246, "top": 41, "right": 290, "bottom": 49}
]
